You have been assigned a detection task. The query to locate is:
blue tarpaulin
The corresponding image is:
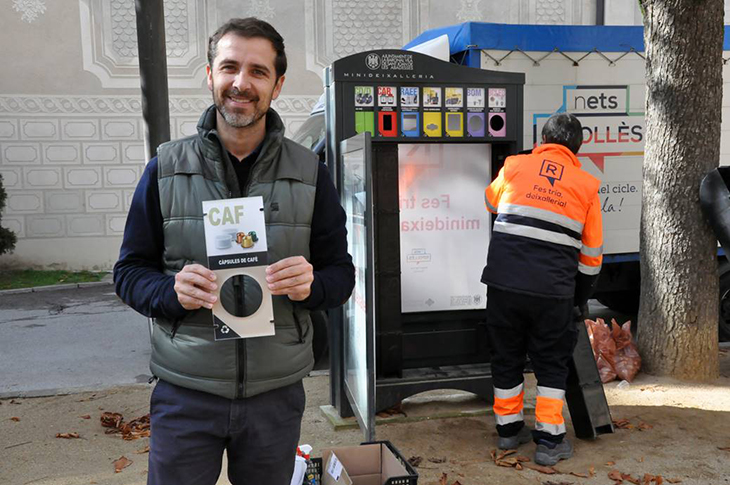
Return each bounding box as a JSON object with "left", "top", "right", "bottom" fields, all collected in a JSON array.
[{"left": 404, "top": 22, "right": 730, "bottom": 55}]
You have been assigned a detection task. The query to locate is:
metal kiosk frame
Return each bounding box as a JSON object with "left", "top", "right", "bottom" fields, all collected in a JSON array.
[{"left": 326, "top": 50, "right": 525, "bottom": 440}]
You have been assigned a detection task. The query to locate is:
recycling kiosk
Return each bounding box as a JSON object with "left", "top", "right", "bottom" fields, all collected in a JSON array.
[{"left": 324, "top": 50, "right": 523, "bottom": 439}]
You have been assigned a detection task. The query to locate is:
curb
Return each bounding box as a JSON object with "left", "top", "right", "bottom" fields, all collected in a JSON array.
[
  {"left": 0, "top": 383, "right": 151, "bottom": 400},
  {"left": 0, "top": 277, "right": 114, "bottom": 296},
  {"left": 318, "top": 403, "right": 537, "bottom": 431}
]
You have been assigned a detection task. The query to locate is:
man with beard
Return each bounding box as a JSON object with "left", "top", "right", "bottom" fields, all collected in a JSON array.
[{"left": 114, "top": 18, "right": 354, "bottom": 485}]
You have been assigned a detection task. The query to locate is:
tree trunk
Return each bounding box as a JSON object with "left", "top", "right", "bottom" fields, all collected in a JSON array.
[{"left": 638, "top": 0, "right": 722, "bottom": 379}]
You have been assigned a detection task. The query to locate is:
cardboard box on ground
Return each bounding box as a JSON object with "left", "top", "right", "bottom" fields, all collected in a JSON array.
[{"left": 321, "top": 442, "right": 416, "bottom": 485}]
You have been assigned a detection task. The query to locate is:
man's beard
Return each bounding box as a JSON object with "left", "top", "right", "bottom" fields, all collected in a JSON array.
[{"left": 214, "top": 87, "right": 267, "bottom": 129}]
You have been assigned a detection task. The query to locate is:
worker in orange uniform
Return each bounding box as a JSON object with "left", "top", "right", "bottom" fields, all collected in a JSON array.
[{"left": 482, "top": 113, "right": 602, "bottom": 466}]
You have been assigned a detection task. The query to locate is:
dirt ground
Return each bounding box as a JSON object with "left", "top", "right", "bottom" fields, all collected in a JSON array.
[{"left": 2, "top": 350, "right": 729, "bottom": 485}]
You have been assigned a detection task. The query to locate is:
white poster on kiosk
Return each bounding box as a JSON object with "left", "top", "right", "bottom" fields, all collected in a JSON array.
[{"left": 398, "top": 144, "right": 491, "bottom": 313}]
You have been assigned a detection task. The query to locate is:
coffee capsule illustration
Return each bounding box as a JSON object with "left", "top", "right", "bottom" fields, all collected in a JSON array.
[
  {"left": 242, "top": 235, "right": 254, "bottom": 248},
  {"left": 236, "top": 232, "right": 246, "bottom": 244},
  {"left": 248, "top": 231, "right": 258, "bottom": 243},
  {"left": 215, "top": 234, "right": 232, "bottom": 250}
]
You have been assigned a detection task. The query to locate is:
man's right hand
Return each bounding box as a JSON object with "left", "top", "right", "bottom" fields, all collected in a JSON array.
[{"left": 174, "top": 264, "right": 218, "bottom": 310}]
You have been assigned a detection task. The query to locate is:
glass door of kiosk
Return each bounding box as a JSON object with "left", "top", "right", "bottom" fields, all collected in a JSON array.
[{"left": 340, "top": 132, "right": 376, "bottom": 441}]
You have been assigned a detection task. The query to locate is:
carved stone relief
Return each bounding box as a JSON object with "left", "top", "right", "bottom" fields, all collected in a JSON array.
[
  {"left": 517, "top": 0, "right": 583, "bottom": 24},
  {"left": 12, "top": 0, "right": 47, "bottom": 23},
  {"left": 305, "top": 0, "right": 428, "bottom": 79},
  {"left": 535, "top": 0, "right": 566, "bottom": 23},
  {"left": 456, "top": 0, "right": 485, "bottom": 22},
  {"left": 78, "top": 0, "right": 211, "bottom": 88},
  {"left": 247, "top": 0, "right": 276, "bottom": 21}
]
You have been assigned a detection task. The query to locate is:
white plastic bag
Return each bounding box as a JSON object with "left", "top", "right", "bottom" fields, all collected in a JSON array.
[{"left": 290, "top": 444, "right": 313, "bottom": 485}]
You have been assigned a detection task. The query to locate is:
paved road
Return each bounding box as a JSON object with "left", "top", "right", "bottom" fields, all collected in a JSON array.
[
  {"left": 0, "top": 284, "right": 151, "bottom": 397},
  {"left": 0, "top": 281, "right": 631, "bottom": 399}
]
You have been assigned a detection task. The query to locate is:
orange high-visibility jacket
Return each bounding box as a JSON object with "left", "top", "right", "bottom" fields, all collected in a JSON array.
[{"left": 482, "top": 144, "right": 603, "bottom": 300}]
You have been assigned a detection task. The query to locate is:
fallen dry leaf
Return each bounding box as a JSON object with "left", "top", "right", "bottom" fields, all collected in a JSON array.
[
  {"left": 9, "top": 399, "right": 21, "bottom": 404},
  {"left": 621, "top": 473, "right": 640, "bottom": 484},
  {"left": 56, "top": 432, "right": 80, "bottom": 439},
  {"left": 80, "top": 415, "right": 91, "bottom": 420},
  {"left": 718, "top": 447, "right": 730, "bottom": 451},
  {"left": 524, "top": 463, "right": 558, "bottom": 474},
  {"left": 113, "top": 456, "right": 132, "bottom": 473},
  {"left": 613, "top": 419, "right": 631, "bottom": 429},
  {"left": 589, "top": 466, "right": 596, "bottom": 477},
  {"left": 570, "top": 471, "right": 589, "bottom": 478},
  {"left": 101, "top": 412, "right": 151, "bottom": 441},
  {"left": 638, "top": 422, "right": 653, "bottom": 431},
  {"left": 120, "top": 415, "right": 151, "bottom": 440},
  {"left": 407, "top": 456, "right": 422, "bottom": 467},
  {"left": 665, "top": 479, "right": 682, "bottom": 484},
  {"left": 134, "top": 445, "right": 150, "bottom": 454},
  {"left": 607, "top": 461, "right": 616, "bottom": 466},
  {"left": 496, "top": 449, "right": 517, "bottom": 461},
  {"left": 376, "top": 403, "right": 406, "bottom": 418},
  {"left": 491, "top": 449, "right": 532, "bottom": 470},
  {"left": 439, "top": 472, "right": 448, "bottom": 485},
  {"left": 642, "top": 473, "right": 654, "bottom": 484},
  {"left": 428, "top": 456, "right": 447, "bottom": 464},
  {"left": 654, "top": 477, "right": 664, "bottom": 485},
  {"left": 452, "top": 482, "right": 462, "bottom": 485},
  {"left": 10, "top": 417, "right": 20, "bottom": 422},
  {"left": 101, "top": 412, "right": 124, "bottom": 429},
  {"left": 608, "top": 470, "right": 623, "bottom": 481}
]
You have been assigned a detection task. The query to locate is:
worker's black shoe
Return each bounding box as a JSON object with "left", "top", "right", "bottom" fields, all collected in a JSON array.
[
  {"left": 534, "top": 439, "right": 573, "bottom": 466},
  {"left": 497, "top": 426, "right": 532, "bottom": 450}
]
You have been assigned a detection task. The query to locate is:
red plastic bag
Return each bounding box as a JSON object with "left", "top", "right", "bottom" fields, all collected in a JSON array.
[
  {"left": 611, "top": 319, "right": 641, "bottom": 382},
  {"left": 584, "top": 318, "right": 617, "bottom": 383}
]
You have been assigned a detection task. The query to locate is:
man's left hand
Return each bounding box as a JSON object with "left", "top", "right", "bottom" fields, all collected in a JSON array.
[
  {"left": 266, "top": 256, "right": 314, "bottom": 301},
  {"left": 573, "top": 303, "right": 590, "bottom": 323}
]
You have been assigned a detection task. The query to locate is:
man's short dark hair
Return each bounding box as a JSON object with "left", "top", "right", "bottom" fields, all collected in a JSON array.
[
  {"left": 541, "top": 113, "right": 583, "bottom": 154},
  {"left": 208, "top": 18, "right": 287, "bottom": 79}
]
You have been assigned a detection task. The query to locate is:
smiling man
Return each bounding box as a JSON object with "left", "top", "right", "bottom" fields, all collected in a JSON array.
[{"left": 113, "top": 18, "right": 354, "bottom": 485}]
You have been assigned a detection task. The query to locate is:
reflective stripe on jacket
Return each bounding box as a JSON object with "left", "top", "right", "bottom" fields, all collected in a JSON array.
[{"left": 482, "top": 144, "right": 603, "bottom": 299}]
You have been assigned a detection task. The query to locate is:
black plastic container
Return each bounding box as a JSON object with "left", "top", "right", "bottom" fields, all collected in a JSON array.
[{"left": 308, "top": 441, "right": 418, "bottom": 485}]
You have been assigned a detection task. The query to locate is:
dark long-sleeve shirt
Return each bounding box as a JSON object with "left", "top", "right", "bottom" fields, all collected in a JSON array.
[{"left": 114, "top": 155, "right": 354, "bottom": 320}]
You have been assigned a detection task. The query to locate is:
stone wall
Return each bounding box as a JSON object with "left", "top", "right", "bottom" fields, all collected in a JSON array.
[{"left": 1, "top": 0, "right": 604, "bottom": 269}]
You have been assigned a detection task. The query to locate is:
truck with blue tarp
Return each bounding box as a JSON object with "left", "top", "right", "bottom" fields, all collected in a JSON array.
[{"left": 293, "top": 22, "right": 730, "bottom": 340}]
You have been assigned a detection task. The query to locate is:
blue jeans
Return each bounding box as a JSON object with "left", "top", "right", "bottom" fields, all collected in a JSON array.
[{"left": 147, "top": 379, "right": 306, "bottom": 485}]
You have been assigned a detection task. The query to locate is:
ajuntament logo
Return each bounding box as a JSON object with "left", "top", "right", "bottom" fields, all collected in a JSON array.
[{"left": 366, "top": 53, "right": 380, "bottom": 70}]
